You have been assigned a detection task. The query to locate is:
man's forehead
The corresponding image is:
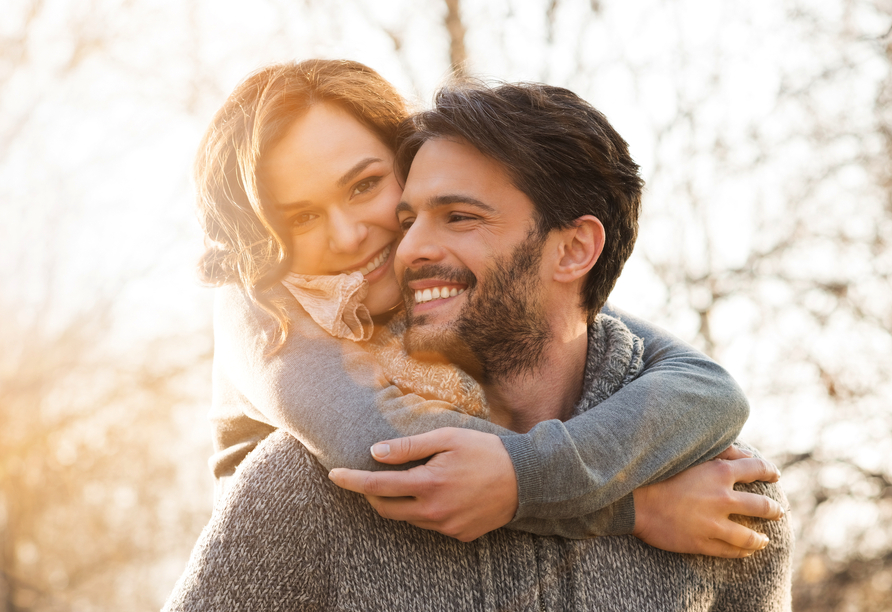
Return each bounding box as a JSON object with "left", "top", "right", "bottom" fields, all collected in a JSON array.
[{"left": 400, "top": 137, "right": 523, "bottom": 212}]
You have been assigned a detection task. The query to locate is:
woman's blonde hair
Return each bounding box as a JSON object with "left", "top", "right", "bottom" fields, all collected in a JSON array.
[{"left": 194, "top": 59, "right": 408, "bottom": 348}]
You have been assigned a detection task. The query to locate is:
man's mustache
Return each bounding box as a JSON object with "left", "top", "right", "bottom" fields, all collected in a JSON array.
[{"left": 400, "top": 265, "right": 477, "bottom": 304}]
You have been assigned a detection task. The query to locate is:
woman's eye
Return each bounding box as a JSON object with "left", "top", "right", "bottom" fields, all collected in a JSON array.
[
  {"left": 291, "top": 212, "right": 318, "bottom": 228},
  {"left": 351, "top": 177, "right": 380, "bottom": 197}
]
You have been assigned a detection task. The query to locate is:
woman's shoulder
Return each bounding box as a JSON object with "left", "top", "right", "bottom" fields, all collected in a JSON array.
[
  {"left": 214, "top": 283, "right": 311, "bottom": 337},
  {"left": 215, "top": 283, "right": 295, "bottom": 320}
]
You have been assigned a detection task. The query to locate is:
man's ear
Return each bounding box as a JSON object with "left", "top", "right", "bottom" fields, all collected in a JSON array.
[{"left": 552, "top": 215, "right": 605, "bottom": 284}]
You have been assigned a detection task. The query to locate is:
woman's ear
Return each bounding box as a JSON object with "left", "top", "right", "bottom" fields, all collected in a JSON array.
[{"left": 552, "top": 215, "right": 605, "bottom": 284}]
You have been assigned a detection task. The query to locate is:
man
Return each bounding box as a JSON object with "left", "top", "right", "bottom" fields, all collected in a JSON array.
[{"left": 165, "top": 82, "right": 792, "bottom": 611}]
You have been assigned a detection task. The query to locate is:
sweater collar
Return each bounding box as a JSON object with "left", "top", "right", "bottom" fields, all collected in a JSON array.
[{"left": 571, "top": 314, "right": 645, "bottom": 418}]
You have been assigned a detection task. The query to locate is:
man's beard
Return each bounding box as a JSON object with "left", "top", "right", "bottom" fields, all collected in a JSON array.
[{"left": 401, "top": 232, "right": 552, "bottom": 385}]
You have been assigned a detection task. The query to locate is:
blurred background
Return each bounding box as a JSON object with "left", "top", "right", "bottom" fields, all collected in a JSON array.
[{"left": 1, "top": 0, "right": 890, "bottom": 610}]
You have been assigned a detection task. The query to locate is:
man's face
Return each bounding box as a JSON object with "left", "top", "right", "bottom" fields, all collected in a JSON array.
[{"left": 395, "top": 138, "right": 552, "bottom": 382}]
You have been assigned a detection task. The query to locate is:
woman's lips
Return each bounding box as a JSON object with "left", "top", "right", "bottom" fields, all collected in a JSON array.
[{"left": 344, "top": 243, "right": 392, "bottom": 277}]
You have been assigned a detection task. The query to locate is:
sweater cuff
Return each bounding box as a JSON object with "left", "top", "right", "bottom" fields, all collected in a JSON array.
[
  {"left": 608, "top": 492, "right": 637, "bottom": 535},
  {"left": 498, "top": 434, "right": 544, "bottom": 517}
]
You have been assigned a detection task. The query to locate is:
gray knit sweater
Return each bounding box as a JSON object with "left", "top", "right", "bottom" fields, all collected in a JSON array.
[
  {"left": 209, "top": 284, "right": 750, "bottom": 537},
  {"left": 165, "top": 316, "right": 793, "bottom": 611}
]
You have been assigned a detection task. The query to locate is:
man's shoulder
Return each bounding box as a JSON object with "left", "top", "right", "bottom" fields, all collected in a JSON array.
[
  {"left": 575, "top": 313, "right": 645, "bottom": 414},
  {"left": 164, "top": 432, "right": 338, "bottom": 610}
]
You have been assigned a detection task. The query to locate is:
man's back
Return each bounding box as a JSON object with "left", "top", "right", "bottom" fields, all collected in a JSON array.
[{"left": 165, "top": 430, "right": 793, "bottom": 612}]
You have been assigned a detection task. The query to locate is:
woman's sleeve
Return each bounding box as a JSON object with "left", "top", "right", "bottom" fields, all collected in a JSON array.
[
  {"left": 500, "top": 303, "right": 749, "bottom": 537},
  {"left": 212, "top": 284, "right": 515, "bottom": 474},
  {"left": 217, "top": 286, "right": 747, "bottom": 537}
]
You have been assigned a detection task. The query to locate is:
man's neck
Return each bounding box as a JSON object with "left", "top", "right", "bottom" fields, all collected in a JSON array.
[{"left": 483, "top": 319, "right": 590, "bottom": 433}]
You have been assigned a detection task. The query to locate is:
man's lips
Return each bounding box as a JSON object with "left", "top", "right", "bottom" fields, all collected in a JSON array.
[
  {"left": 412, "top": 284, "right": 467, "bottom": 304},
  {"left": 402, "top": 265, "right": 476, "bottom": 308}
]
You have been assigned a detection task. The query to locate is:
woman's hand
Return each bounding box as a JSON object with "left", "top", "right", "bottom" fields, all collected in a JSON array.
[
  {"left": 631, "top": 446, "right": 786, "bottom": 558},
  {"left": 328, "top": 428, "right": 518, "bottom": 542}
]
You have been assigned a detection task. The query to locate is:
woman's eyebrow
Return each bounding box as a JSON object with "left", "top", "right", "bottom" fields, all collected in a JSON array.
[
  {"left": 275, "top": 200, "right": 311, "bottom": 211},
  {"left": 336, "top": 157, "right": 383, "bottom": 187},
  {"left": 274, "top": 157, "right": 385, "bottom": 210}
]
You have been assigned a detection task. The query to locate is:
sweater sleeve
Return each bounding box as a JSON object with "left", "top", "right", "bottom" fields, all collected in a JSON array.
[
  {"left": 500, "top": 303, "right": 749, "bottom": 537},
  {"left": 211, "top": 284, "right": 516, "bottom": 475},
  {"left": 213, "top": 286, "right": 747, "bottom": 537}
]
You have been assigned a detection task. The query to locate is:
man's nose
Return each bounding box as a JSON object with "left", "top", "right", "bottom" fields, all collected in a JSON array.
[
  {"left": 395, "top": 217, "right": 445, "bottom": 269},
  {"left": 327, "top": 208, "right": 367, "bottom": 254}
]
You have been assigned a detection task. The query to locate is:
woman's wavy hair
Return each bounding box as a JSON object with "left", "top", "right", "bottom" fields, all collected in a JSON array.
[{"left": 195, "top": 59, "right": 408, "bottom": 349}]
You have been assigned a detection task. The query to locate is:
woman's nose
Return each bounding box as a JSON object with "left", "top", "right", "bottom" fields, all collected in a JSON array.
[{"left": 327, "top": 208, "right": 368, "bottom": 254}]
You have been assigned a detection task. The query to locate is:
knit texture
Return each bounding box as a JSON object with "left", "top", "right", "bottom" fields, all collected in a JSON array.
[
  {"left": 165, "top": 437, "right": 792, "bottom": 611},
  {"left": 367, "top": 314, "right": 490, "bottom": 419},
  {"left": 165, "top": 313, "right": 792, "bottom": 611},
  {"left": 281, "top": 273, "right": 489, "bottom": 418}
]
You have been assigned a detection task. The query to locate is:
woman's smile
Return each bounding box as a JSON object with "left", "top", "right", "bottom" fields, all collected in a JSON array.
[{"left": 260, "top": 102, "right": 404, "bottom": 315}]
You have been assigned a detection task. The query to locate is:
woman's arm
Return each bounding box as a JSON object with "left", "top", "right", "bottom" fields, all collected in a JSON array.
[
  {"left": 499, "top": 302, "right": 749, "bottom": 535},
  {"left": 215, "top": 285, "right": 748, "bottom": 538},
  {"left": 210, "top": 283, "right": 515, "bottom": 477}
]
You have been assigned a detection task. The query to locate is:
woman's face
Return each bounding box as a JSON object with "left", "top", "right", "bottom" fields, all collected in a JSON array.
[{"left": 260, "top": 103, "right": 403, "bottom": 315}]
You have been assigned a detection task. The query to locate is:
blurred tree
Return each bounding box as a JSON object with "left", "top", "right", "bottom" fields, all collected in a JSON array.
[
  {"left": 0, "top": 304, "right": 213, "bottom": 611},
  {"left": 3, "top": 0, "right": 891, "bottom": 610},
  {"left": 1, "top": 1, "right": 216, "bottom": 610}
]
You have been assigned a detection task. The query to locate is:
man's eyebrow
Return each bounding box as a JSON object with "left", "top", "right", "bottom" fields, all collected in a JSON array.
[
  {"left": 396, "top": 194, "right": 497, "bottom": 215},
  {"left": 336, "top": 157, "right": 383, "bottom": 188}
]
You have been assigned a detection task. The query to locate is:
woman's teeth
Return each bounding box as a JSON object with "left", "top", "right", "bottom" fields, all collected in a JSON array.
[
  {"left": 414, "top": 286, "right": 465, "bottom": 304},
  {"left": 350, "top": 245, "right": 391, "bottom": 276}
]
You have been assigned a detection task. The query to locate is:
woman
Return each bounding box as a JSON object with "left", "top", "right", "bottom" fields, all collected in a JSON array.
[{"left": 194, "top": 58, "right": 764, "bottom": 548}]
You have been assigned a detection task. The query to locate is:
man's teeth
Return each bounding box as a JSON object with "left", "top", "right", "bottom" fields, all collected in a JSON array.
[
  {"left": 414, "top": 286, "right": 465, "bottom": 304},
  {"left": 350, "top": 245, "right": 391, "bottom": 276}
]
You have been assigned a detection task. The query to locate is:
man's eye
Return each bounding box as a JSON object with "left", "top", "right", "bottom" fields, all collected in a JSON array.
[
  {"left": 352, "top": 177, "right": 380, "bottom": 197},
  {"left": 399, "top": 218, "right": 415, "bottom": 233},
  {"left": 448, "top": 212, "right": 475, "bottom": 223}
]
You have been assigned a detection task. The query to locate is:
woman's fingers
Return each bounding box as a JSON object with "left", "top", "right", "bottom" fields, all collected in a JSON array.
[
  {"left": 696, "top": 539, "right": 763, "bottom": 559},
  {"left": 715, "top": 521, "right": 772, "bottom": 552},
  {"left": 725, "top": 456, "right": 782, "bottom": 484},
  {"left": 368, "top": 427, "right": 464, "bottom": 464},
  {"left": 730, "top": 490, "right": 787, "bottom": 521},
  {"left": 331, "top": 430, "right": 518, "bottom": 541},
  {"left": 328, "top": 465, "right": 431, "bottom": 498},
  {"left": 714, "top": 445, "right": 753, "bottom": 461}
]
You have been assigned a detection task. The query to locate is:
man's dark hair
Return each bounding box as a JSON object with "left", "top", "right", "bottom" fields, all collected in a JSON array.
[{"left": 395, "top": 82, "right": 644, "bottom": 320}]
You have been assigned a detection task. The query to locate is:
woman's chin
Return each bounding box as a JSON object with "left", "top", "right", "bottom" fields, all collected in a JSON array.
[{"left": 364, "top": 284, "right": 404, "bottom": 317}]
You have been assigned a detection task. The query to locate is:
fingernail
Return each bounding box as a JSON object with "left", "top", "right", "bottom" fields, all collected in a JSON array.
[
  {"left": 328, "top": 469, "right": 339, "bottom": 481},
  {"left": 371, "top": 443, "right": 390, "bottom": 459},
  {"left": 739, "top": 448, "right": 754, "bottom": 457},
  {"left": 759, "top": 536, "right": 770, "bottom": 549},
  {"left": 779, "top": 506, "right": 786, "bottom": 518}
]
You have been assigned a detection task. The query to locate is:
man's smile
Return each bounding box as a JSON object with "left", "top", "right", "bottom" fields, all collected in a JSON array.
[{"left": 412, "top": 284, "right": 467, "bottom": 304}]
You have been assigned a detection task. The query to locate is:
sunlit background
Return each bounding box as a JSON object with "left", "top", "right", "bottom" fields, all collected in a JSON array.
[{"left": 1, "top": 0, "right": 890, "bottom": 610}]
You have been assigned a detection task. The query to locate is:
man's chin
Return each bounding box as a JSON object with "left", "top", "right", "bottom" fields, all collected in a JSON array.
[{"left": 403, "top": 323, "right": 482, "bottom": 376}]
